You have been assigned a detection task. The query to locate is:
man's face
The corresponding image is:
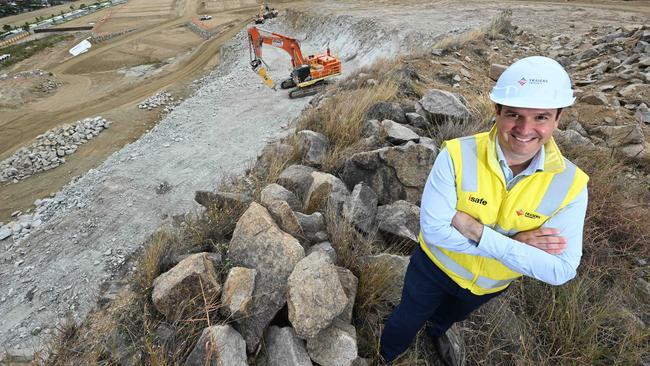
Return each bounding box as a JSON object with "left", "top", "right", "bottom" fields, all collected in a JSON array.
[{"left": 495, "top": 105, "right": 561, "bottom": 165}]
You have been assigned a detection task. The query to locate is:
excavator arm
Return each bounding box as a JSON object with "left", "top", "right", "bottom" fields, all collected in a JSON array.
[{"left": 248, "top": 26, "right": 306, "bottom": 88}]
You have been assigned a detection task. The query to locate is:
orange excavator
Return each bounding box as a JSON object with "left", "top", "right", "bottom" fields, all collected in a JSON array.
[{"left": 247, "top": 26, "right": 342, "bottom": 98}]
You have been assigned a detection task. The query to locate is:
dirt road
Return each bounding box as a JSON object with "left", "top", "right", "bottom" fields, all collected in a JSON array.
[{"left": 0, "top": 0, "right": 645, "bottom": 354}]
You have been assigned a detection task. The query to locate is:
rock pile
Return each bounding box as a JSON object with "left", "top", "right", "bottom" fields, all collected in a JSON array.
[
  {"left": 0, "top": 69, "right": 50, "bottom": 81},
  {"left": 542, "top": 25, "right": 650, "bottom": 160},
  {"left": 0, "top": 117, "right": 111, "bottom": 184},
  {"left": 38, "top": 78, "right": 62, "bottom": 93},
  {"left": 138, "top": 91, "right": 179, "bottom": 113},
  {"left": 148, "top": 87, "right": 474, "bottom": 365}
]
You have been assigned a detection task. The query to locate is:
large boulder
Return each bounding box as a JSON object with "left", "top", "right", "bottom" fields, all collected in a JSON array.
[
  {"left": 277, "top": 164, "right": 317, "bottom": 200},
  {"left": 295, "top": 211, "right": 328, "bottom": 243},
  {"left": 591, "top": 124, "right": 645, "bottom": 147},
  {"left": 381, "top": 120, "right": 420, "bottom": 144},
  {"left": 303, "top": 171, "right": 350, "bottom": 215},
  {"left": 194, "top": 191, "right": 252, "bottom": 210},
  {"left": 553, "top": 129, "right": 594, "bottom": 148},
  {"left": 184, "top": 325, "right": 247, "bottom": 366},
  {"left": 342, "top": 142, "right": 436, "bottom": 205},
  {"left": 287, "top": 251, "right": 348, "bottom": 339},
  {"left": 265, "top": 326, "right": 312, "bottom": 366},
  {"left": 297, "top": 130, "right": 330, "bottom": 167},
  {"left": 376, "top": 200, "right": 420, "bottom": 243},
  {"left": 227, "top": 202, "right": 305, "bottom": 352},
  {"left": 415, "top": 89, "right": 471, "bottom": 126},
  {"left": 359, "top": 254, "right": 409, "bottom": 305},
  {"left": 365, "top": 101, "right": 407, "bottom": 124},
  {"left": 220, "top": 267, "right": 256, "bottom": 318},
  {"left": 267, "top": 200, "right": 306, "bottom": 246},
  {"left": 306, "top": 319, "right": 358, "bottom": 366},
  {"left": 342, "top": 182, "right": 378, "bottom": 234},
  {"left": 261, "top": 183, "right": 302, "bottom": 211},
  {"left": 152, "top": 253, "right": 221, "bottom": 321}
]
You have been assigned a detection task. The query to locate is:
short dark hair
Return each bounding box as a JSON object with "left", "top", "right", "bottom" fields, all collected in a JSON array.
[{"left": 495, "top": 104, "right": 563, "bottom": 120}]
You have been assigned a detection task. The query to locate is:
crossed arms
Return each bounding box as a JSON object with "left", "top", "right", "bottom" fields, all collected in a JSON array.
[{"left": 420, "top": 148, "right": 588, "bottom": 286}]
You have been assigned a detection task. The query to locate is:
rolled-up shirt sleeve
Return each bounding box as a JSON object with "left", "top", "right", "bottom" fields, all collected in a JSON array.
[
  {"left": 420, "top": 147, "right": 487, "bottom": 257},
  {"left": 476, "top": 187, "right": 588, "bottom": 285}
]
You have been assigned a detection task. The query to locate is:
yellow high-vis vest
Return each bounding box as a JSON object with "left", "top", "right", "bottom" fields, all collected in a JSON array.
[{"left": 420, "top": 126, "right": 589, "bottom": 295}]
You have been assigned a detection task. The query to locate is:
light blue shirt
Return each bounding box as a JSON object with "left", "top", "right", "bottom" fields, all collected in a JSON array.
[{"left": 419, "top": 140, "right": 588, "bottom": 286}]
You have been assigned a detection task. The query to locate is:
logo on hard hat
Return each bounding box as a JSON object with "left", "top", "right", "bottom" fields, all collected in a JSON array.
[{"left": 518, "top": 77, "right": 527, "bottom": 86}]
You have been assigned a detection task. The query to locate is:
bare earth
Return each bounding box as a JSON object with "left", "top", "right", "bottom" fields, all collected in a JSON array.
[{"left": 0, "top": 0, "right": 647, "bottom": 354}]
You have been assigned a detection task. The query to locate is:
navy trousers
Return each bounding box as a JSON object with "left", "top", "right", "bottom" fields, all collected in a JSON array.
[{"left": 380, "top": 246, "right": 505, "bottom": 362}]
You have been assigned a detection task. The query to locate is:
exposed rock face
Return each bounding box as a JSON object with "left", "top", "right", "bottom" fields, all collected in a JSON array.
[
  {"left": 359, "top": 254, "right": 409, "bottom": 305},
  {"left": 151, "top": 252, "right": 221, "bottom": 321},
  {"left": 342, "top": 182, "right": 378, "bottom": 234},
  {"left": 184, "top": 325, "right": 247, "bottom": 366},
  {"left": 415, "top": 89, "right": 471, "bottom": 126},
  {"left": 278, "top": 164, "right": 317, "bottom": 200},
  {"left": 265, "top": 326, "right": 312, "bottom": 366},
  {"left": 381, "top": 120, "right": 420, "bottom": 144},
  {"left": 306, "top": 319, "right": 358, "bottom": 366},
  {"left": 261, "top": 183, "right": 302, "bottom": 211},
  {"left": 220, "top": 267, "right": 256, "bottom": 318},
  {"left": 376, "top": 200, "right": 421, "bottom": 243},
  {"left": 365, "top": 101, "right": 407, "bottom": 124},
  {"left": 297, "top": 130, "right": 330, "bottom": 167},
  {"left": 227, "top": 202, "right": 305, "bottom": 352},
  {"left": 287, "top": 251, "right": 348, "bottom": 339},
  {"left": 303, "top": 171, "right": 350, "bottom": 215},
  {"left": 342, "top": 142, "right": 436, "bottom": 205}
]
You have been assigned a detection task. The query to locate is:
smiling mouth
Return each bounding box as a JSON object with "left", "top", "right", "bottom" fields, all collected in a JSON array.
[{"left": 512, "top": 135, "right": 536, "bottom": 143}]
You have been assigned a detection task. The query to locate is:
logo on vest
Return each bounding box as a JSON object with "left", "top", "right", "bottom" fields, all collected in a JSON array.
[
  {"left": 468, "top": 195, "right": 488, "bottom": 206},
  {"left": 516, "top": 209, "right": 541, "bottom": 219}
]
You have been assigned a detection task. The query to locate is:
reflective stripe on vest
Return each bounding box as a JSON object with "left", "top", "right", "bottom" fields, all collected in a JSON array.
[
  {"left": 421, "top": 127, "right": 589, "bottom": 295},
  {"left": 424, "top": 235, "right": 513, "bottom": 289}
]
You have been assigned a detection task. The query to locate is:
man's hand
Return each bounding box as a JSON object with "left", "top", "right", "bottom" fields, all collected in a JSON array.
[
  {"left": 512, "top": 228, "right": 567, "bottom": 255},
  {"left": 451, "top": 211, "right": 484, "bottom": 242}
]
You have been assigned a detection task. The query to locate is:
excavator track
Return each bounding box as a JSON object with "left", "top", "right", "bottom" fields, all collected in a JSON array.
[{"left": 289, "top": 82, "right": 327, "bottom": 99}]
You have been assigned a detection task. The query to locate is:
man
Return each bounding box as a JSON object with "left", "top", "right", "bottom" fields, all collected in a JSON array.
[{"left": 379, "top": 56, "right": 589, "bottom": 365}]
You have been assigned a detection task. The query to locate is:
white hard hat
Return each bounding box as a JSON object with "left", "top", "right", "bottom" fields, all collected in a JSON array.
[{"left": 490, "top": 56, "right": 575, "bottom": 109}]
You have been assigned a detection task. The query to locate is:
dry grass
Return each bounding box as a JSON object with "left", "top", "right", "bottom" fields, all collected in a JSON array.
[
  {"left": 432, "top": 9, "right": 513, "bottom": 51},
  {"left": 297, "top": 79, "right": 399, "bottom": 173}
]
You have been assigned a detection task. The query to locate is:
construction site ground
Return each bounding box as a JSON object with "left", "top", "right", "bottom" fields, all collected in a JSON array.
[{"left": 0, "top": 0, "right": 648, "bottom": 355}]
